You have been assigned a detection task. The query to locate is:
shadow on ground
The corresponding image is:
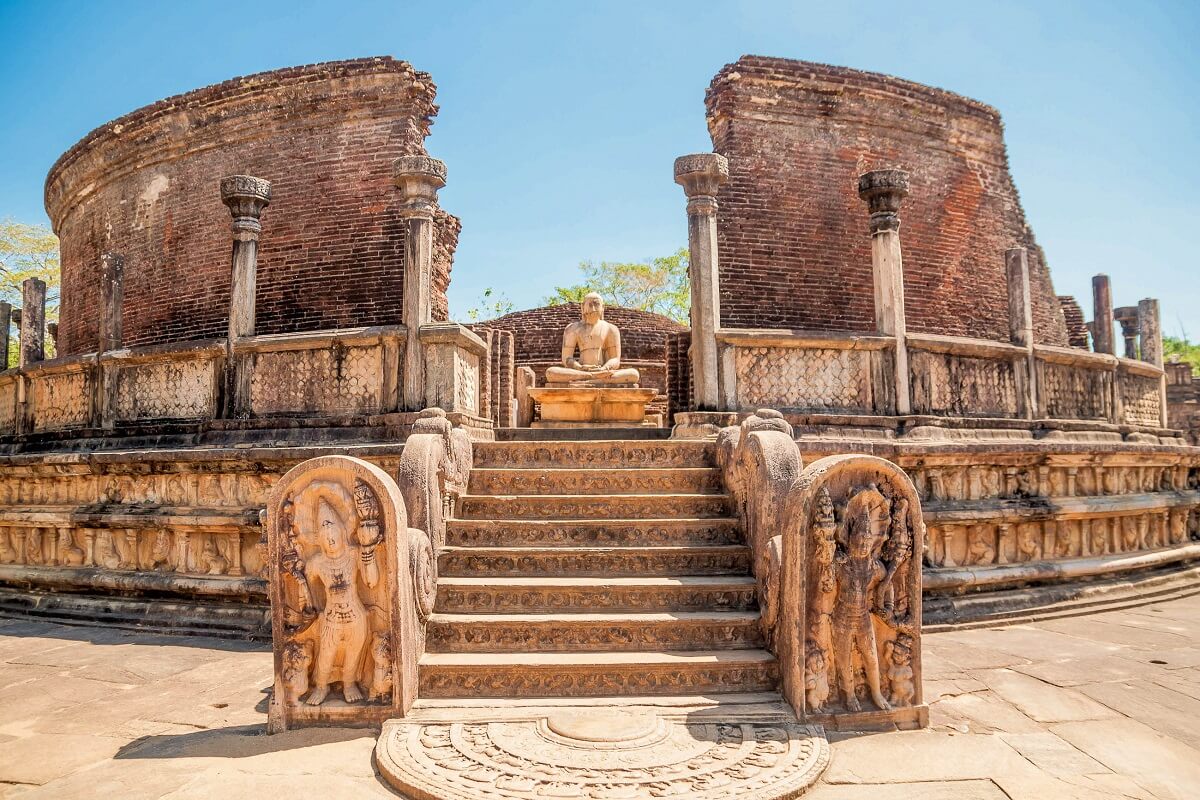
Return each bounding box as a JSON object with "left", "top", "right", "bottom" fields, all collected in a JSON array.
[
  {"left": 0, "top": 616, "right": 268, "bottom": 653},
  {"left": 115, "top": 723, "right": 372, "bottom": 759}
]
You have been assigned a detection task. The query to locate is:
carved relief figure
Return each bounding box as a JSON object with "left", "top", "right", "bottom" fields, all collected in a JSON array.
[
  {"left": 150, "top": 530, "right": 172, "bottom": 571},
  {"left": 95, "top": 530, "right": 121, "bottom": 569},
  {"left": 1016, "top": 526, "right": 1041, "bottom": 561},
  {"left": 804, "top": 646, "right": 830, "bottom": 713},
  {"left": 967, "top": 525, "right": 995, "bottom": 565},
  {"left": 832, "top": 486, "right": 891, "bottom": 712},
  {"left": 885, "top": 633, "right": 916, "bottom": 706},
  {"left": 59, "top": 528, "right": 84, "bottom": 565},
  {"left": 0, "top": 531, "right": 15, "bottom": 563},
  {"left": 369, "top": 631, "right": 394, "bottom": 702},
  {"left": 281, "top": 641, "right": 312, "bottom": 702},
  {"left": 200, "top": 534, "right": 228, "bottom": 575},
  {"left": 544, "top": 293, "right": 641, "bottom": 386},
  {"left": 293, "top": 480, "right": 381, "bottom": 706}
]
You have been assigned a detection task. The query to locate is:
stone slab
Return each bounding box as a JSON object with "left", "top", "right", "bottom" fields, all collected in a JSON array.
[
  {"left": 975, "top": 668, "right": 1119, "bottom": 723},
  {"left": 1051, "top": 718, "right": 1200, "bottom": 800}
]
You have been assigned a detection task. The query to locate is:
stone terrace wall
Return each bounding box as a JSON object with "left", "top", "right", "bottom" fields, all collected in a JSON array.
[
  {"left": 706, "top": 56, "right": 1068, "bottom": 346},
  {"left": 46, "top": 57, "right": 458, "bottom": 356},
  {"left": 479, "top": 304, "right": 686, "bottom": 397}
]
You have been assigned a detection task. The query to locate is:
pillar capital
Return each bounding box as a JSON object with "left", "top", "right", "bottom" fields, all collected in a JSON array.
[
  {"left": 674, "top": 153, "right": 729, "bottom": 215},
  {"left": 857, "top": 169, "right": 910, "bottom": 234},
  {"left": 393, "top": 155, "right": 447, "bottom": 218},
  {"left": 219, "top": 175, "right": 271, "bottom": 239},
  {"left": 1114, "top": 305, "right": 1139, "bottom": 359}
]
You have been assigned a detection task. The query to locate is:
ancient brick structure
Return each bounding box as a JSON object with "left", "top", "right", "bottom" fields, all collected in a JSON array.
[
  {"left": 46, "top": 58, "right": 459, "bottom": 355},
  {"left": 1058, "top": 295, "right": 1090, "bottom": 349},
  {"left": 706, "top": 56, "right": 1068, "bottom": 346}
]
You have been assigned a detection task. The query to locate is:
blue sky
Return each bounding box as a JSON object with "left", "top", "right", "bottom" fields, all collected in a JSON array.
[{"left": 1, "top": 1, "right": 1196, "bottom": 337}]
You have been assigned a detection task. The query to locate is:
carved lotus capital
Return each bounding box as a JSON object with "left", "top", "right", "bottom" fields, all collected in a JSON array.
[
  {"left": 674, "top": 153, "right": 729, "bottom": 202},
  {"left": 393, "top": 155, "right": 447, "bottom": 218},
  {"left": 219, "top": 175, "right": 272, "bottom": 236},
  {"left": 857, "top": 169, "right": 909, "bottom": 234}
]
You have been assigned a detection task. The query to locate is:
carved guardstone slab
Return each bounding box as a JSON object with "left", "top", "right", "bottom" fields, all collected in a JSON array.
[
  {"left": 375, "top": 709, "right": 830, "bottom": 799},
  {"left": 528, "top": 386, "right": 657, "bottom": 427}
]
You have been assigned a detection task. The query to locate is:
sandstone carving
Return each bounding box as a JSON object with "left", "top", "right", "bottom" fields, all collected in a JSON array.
[
  {"left": 265, "top": 454, "right": 421, "bottom": 732},
  {"left": 545, "top": 293, "right": 641, "bottom": 386}
]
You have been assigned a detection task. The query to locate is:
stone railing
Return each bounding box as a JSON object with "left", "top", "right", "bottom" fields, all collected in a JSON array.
[
  {"left": 718, "top": 409, "right": 927, "bottom": 731},
  {"left": 716, "top": 330, "right": 895, "bottom": 415},
  {"left": 0, "top": 323, "right": 487, "bottom": 436},
  {"left": 709, "top": 328, "right": 1166, "bottom": 427}
]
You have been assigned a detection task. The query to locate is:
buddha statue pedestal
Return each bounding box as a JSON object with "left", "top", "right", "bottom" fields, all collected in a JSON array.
[{"left": 528, "top": 386, "right": 658, "bottom": 428}]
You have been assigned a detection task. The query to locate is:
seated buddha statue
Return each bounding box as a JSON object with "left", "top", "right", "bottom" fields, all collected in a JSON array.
[{"left": 544, "top": 293, "right": 641, "bottom": 386}]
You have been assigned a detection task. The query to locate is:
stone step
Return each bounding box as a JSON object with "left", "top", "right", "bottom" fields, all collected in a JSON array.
[
  {"left": 436, "top": 576, "right": 760, "bottom": 613},
  {"left": 473, "top": 440, "right": 716, "bottom": 469},
  {"left": 426, "top": 610, "right": 765, "bottom": 653},
  {"left": 467, "top": 467, "right": 722, "bottom": 495},
  {"left": 438, "top": 545, "right": 751, "bottom": 577},
  {"left": 445, "top": 517, "right": 743, "bottom": 548},
  {"left": 418, "top": 649, "right": 779, "bottom": 698},
  {"left": 458, "top": 493, "right": 732, "bottom": 520}
]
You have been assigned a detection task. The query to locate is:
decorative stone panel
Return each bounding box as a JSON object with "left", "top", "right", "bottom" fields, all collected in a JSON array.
[
  {"left": 1121, "top": 373, "right": 1162, "bottom": 427},
  {"left": 0, "top": 379, "right": 17, "bottom": 435},
  {"left": 732, "top": 346, "right": 869, "bottom": 412},
  {"left": 250, "top": 345, "right": 382, "bottom": 416},
  {"left": 1039, "top": 361, "right": 1112, "bottom": 420},
  {"left": 910, "top": 350, "right": 1019, "bottom": 418},
  {"left": 454, "top": 350, "right": 479, "bottom": 415},
  {"left": 115, "top": 358, "right": 217, "bottom": 421},
  {"left": 31, "top": 369, "right": 92, "bottom": 431}
]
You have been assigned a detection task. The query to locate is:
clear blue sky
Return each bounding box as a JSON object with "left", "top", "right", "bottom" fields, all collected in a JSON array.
[{"left": 1, "top": 1, "right": 1196, "bottom": 337}]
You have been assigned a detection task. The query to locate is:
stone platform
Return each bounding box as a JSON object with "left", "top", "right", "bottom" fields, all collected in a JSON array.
[
  {"left": 528, "top": 387, "right": 657, "bottom": 426},
  {"left": 4, "top": 594, "right": 1200, "bottom": 798}
]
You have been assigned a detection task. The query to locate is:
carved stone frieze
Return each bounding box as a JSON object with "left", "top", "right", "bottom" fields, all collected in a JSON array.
[
  {"left": 732, "top": 346, "right": 869, "bottom": 412},
  {"left": 250, "top": 345, "right": 383, "bottom": 416}
]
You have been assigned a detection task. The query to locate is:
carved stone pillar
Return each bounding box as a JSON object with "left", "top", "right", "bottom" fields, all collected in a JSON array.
[
  {"left": 1006, "top": 248, "right": 1037, "bottom": 418},
  {"left": 674, "top": 153, "right": 729, "bottom": 410},
  {"left": 1138, "top": 297, "right": 1166, "bottom": 426},
  {"left": 220, "top": 176, "right": 271, "bottom": 417},
  {"left": 1091, "top": 274, "right": 1114, "bottom": 355},
  {"left": 97, "top": 253, "right": 125, "bottom": 429},
  {"left": 19, "top": 278, "right": 46, "bottom": 367},
  {"left": 0, "top": 302, "right": 10, "bottom": 370},
  {"left": 1114, "top": 306, "right": 1139, "bottom": 359},
  {"left": 394, "top": 156, "right": 447, "bottom": 411},
  {"left": 858, "top": 169, "right": 911, "bottom": 415}
]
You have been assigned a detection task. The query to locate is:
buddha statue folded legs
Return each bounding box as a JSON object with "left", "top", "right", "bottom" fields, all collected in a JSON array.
[{"left": 544, "top": 293, "right": 641, "bottom": 387}]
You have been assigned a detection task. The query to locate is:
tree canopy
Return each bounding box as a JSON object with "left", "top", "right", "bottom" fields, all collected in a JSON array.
[
  {"left": 544, "top": 248, "right": 689, "bottom": 324},
  {"left": 0, "top": 220, "right": 61, "bottom": 362}
]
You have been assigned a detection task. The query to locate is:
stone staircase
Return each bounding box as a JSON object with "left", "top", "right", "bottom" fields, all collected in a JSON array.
[{"left": 419, "top": 438, "right": 779, "bottom": 699}]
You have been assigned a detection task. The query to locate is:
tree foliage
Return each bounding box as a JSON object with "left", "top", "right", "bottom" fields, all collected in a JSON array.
[
  {"left": 544, "top": 248, "right": 690, "bottom": 324},
  {"left": 0, "top": 220, "right": 61, "bottom": 362},
  {"left": 1165, "top": 335, "right": 1200, "bottom": 375},
  {"left": 459, "top": 287, "right": 516, "bottom": 323}
]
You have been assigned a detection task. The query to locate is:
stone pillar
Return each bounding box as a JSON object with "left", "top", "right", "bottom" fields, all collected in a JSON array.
[
  {"left": 858, "top": 169, "right": 911, "bottom": 415},
  {"left": 0, "top": 302, "right": 11, "bottom": 370},
  {"left": 19, "top": 278, "right": 46, "bottom": 367},
  {"left": 1091, "top": 274, "right": 1114, "bottom": 355},
  {"left": 99, "top": 253, "right": 125, "bottom": 352},
  {"left": 1138, "top": 297, "right": 1167, "bottom": 427},
  {"left": 1006, "top": 248, "right": 1037, "bottom": 419},
  {"left": 219, "top": 176, "right": 271, "bottom": 417},
  {"left": 674, "top": 153, "right": 729, "bottom": 411},
  {"left": 1114, "top": 306, "right": 1138, "bottom": 359},
  {"left": 394, "top": 156, "right": 447, "bottom": 411}
]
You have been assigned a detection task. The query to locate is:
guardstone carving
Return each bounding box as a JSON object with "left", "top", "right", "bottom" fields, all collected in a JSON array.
[{"left": 266, "top": 454, "right": 421, "bottom": 731}]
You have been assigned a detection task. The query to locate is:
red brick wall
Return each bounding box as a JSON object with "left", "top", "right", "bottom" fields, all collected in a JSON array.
[
  {"left": 1058, "top": 296, "right": 1090, "bottom": 349},
  {"left": 46, "top": 58, "right": 457, "bottom": 356},
  {"left": 707, "top": 56, "right": 1068, "bottom": 346}
]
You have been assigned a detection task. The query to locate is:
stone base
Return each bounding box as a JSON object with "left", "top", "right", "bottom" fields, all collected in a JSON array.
[
  {"left": 528, "top": 387, "right": 657, "bottom": 425},
  {"left": 376, "top": 707, "right": 830, "bottom": 799},
  {"left": 532, "top": 420, "right": 658, "bottom": 429}
]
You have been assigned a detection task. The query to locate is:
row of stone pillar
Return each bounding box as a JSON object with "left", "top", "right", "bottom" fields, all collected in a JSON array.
[
  {"left": 674, "top": 154, "right": 1166, "bottom": 425},
  {"left": 0, "top": 278, "right": 50, "bottom": 370}
]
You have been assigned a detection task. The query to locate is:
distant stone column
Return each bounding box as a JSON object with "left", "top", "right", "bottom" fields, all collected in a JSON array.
[
  {"left": 1006, "top": 248, "right": 1037, "bottom": 419},
  {"left": 19, "top": 278, "right": 46, "bottom": 367},
  {"left": 1114, "top": 306, "right": 1138, "bottom": 359},
  {"left": 220, "top": 175, "right": 271, "bottom": 416},
  {"left": 394, "top": 156, "right": 447, "bottom": 411},
  {"left": 1091, "top": 275, "right": 1114, "bottom": 355},
  {"left": 99, "top": 253, "right": 125, "bottom": 352},
  {"left": 674, "top": 153, "right": 729, "bottom": 411},
  {"left": 858, "top": 169, "right": 911, "bottom": 415},
  {"left": 1138, "top": 297, "right": 1167, "bottom": 427},
  {"left": 0, "top": 302, "right": 11, "bottom": 370}
]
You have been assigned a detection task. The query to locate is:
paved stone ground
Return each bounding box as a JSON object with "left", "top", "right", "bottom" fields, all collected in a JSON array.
[{"left": 0, "top": 595, "right": 1198, "bottom": 799}]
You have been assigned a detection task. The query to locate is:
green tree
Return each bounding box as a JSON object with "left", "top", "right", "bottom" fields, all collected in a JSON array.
[
  {"left": 544, "top": 248, "right": 690, "bottom": 324},
  {"left": 1165, "top": 335, "right": 1200, "bottom": 375},
  {"left": 0, "top": 220, "right": 61, "bottom": 362},
  {"left": 458, "top": 287, "right": 515, "bottom": 323}
]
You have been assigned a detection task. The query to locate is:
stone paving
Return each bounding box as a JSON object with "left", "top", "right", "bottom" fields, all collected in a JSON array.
[{"left": 0, "top": 594, "right": 1198, "bottom": 799}]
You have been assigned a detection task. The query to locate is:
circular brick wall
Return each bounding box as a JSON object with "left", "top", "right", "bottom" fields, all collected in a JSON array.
[
  {"left": 480, "top": 304, "right": 686, "bottom": 394},
  {"left": 707, "top": 56, "right": 1069, "bottom": 346},
  {"left": 46, "top": 57, "right": 458, "bottom": 356}
]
